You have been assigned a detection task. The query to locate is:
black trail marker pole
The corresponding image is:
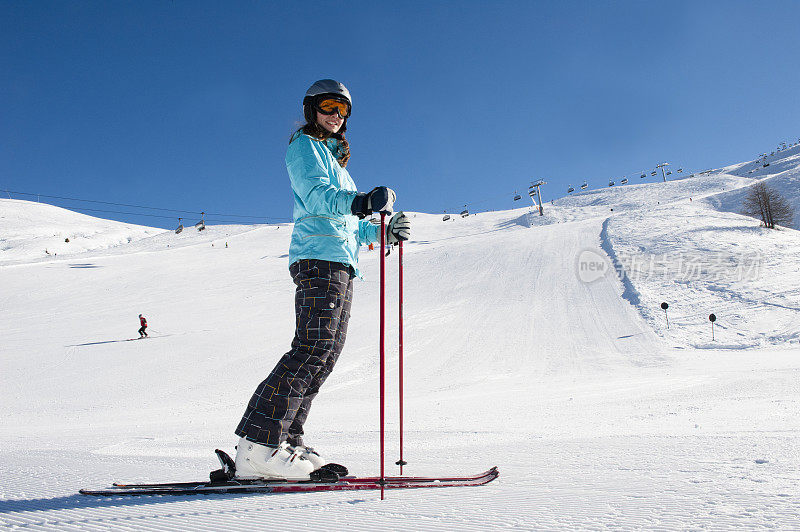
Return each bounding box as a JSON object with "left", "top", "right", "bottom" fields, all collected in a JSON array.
[
  {"left": 709, "top": 313, "right": 716, "bottom": 341},
  {"left": 661, "top": 302, "right": 670, "bottom": 329}
]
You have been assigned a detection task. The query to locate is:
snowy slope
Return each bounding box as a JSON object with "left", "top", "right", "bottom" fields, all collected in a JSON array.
[
  {"left": 531, "top": 142, "right": 800, "bottom": 230},
  {"left": 582, "top": 144, "right": 800, "bottom": 348},
  {"left": 605, "top": 201, "right": 800, "bottom": 348},
  {"left": 0, "top": 199, "right": 166, "bottom": 263},
  {"left": 1, "top": 153, "right": 800, "bottom": 529},
  {"left": 705, "top": 143, "right": 800, "bottom": 230}
]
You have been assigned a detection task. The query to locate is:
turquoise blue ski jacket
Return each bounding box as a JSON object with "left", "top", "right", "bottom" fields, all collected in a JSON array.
[{"left": 286, "top": 132, "right": 379, "bottom": 277}]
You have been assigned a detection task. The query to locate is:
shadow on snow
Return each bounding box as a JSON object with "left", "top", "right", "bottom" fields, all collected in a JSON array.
[
  {"left": 66, "top": 335, "right": 170, "bottom": 347},
  {"left": 0, "top": 491, "right": 308, "bottom": 516}
]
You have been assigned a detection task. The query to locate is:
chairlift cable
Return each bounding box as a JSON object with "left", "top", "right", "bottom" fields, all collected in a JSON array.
[
  {"left": 4, "top": 190, "right": 208, "bottom": 215},
  {"left": 2, "top": 188, "right": 292, "bottom": 223},
  {"left": 51, "top": 206, "right": 268, "bottom": 225}
]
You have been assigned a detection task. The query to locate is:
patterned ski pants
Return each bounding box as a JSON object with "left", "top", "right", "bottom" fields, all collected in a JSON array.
[{"left": 235, "top": 259, "right": 354, "bottom": 447}]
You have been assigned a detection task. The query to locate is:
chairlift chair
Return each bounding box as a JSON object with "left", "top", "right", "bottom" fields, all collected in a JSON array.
[
  {"left": 640, "top": 173, "right": 646, "bottom": 178},
  {"left": 666, "top": 171, "right": 672, "bottom": 175},
  {"left": 175, "top": 218, "right": 184, "bottom": 234},
  {"left": 651, "top": 171, "right": 657, "bottom": 176},
  {"left": 567, "top": 186, "right": 575, "bottom": 193},
  {"left": 460, "top": 206, "right": 469, "bottom": 217},
  {"left": 442, "top": 214, "right": 451, "bottom": 221},
  {"left": 620, "top": 178, "right": 628, "bottom": 185},
  {"left": 513, "top": 191, "right": 522, "bottom": 201},
  {"left": 608, "top": 181, "right": 615, "bottom": 187},
  {"left": 195, "top": 212, "right": 206, "bottom": 231},
  {"left": 580, "top": 181, "right": 588, "bottom": 190},
  {"left": 677, "top": 168, "right": 683, "bottom": 173}
]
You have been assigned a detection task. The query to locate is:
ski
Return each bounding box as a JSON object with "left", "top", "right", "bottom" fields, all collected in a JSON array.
[
  {"left": 111, "top": 466, "right": 497, "bottom": 489},
  {"left": 80, "top": 467, "right": 498, "bottom": 496}
]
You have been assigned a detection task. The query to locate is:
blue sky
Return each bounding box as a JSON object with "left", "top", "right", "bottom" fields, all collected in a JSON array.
[{"left": 2, "top": 1, "right": 799, "bottom": 228}]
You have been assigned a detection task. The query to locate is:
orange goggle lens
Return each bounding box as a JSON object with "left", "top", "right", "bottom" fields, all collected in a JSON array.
[{"left": 316, "top": 98, "right": 351, "bottom": 118}]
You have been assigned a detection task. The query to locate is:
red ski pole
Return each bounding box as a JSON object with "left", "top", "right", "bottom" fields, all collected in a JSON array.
[
  {"left": 396, "top": 240, "right": 407, "bottom": 475},
  {"left": 379, "top": 212, "right": 386, "bottom": 500}
]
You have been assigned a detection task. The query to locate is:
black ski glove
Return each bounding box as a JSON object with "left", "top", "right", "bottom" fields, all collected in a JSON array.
[
  {"left": 351, "top": 186, "right": 396, "bottom": 219},
  {"left": 387, "top": 212, "right": 411, "bottom": 246}
]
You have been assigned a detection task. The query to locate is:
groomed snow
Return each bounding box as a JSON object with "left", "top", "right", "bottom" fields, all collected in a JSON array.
[{"left": 1, "top": 146, "right": 799, "bottom": 529}]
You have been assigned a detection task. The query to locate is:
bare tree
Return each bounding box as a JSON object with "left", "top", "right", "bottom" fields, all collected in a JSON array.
[{"left": 742, "top": 182, "right": 794, "bottom": 229}]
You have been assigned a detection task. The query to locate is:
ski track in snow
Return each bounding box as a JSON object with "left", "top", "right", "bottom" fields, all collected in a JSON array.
[{"left": 2, "top": 145, "right": 800, "bottom": 529}]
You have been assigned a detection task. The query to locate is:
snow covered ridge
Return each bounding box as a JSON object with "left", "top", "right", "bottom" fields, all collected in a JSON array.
[
  {"left": 0, "top": 199, "right": 165, "bottom": 263},
  {"left": 0, "top": 199, "right": 270, "bottom": 265},
  {"left": 533, "top": 142, "right": 800, "bottom": 229}
]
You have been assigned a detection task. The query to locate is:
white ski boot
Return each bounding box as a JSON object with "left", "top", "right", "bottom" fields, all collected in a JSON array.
[
  {"left": 287, "top": 442, "right": 349, "bottom": 478},
  {"left": 288, "top": 444, "right": 326, "bottom": 470},
  {"left": 234, "top": 438, "right": 314, "bottom": 480}
]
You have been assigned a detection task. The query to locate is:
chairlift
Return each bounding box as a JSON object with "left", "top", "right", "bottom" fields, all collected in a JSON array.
[
  {"left": 620, "top": 178, "right": 628, "bottom": 185},
  {"left": 666, "top": 171, "right": 672, "bottom": 176},
  {"left": 651, "top": 171, "right": 657, "bottom": 176},
  {"left": 513, "top": 191, "right": 522, "bottom": 201},
  {"left": 460, "top": 206, "right": 469, "bottom": 217},
  {"left": 580, "top": 181, "right": 588, "bottom": 190},
  {"left": 608, "top": 180, "right": 615, "bottom": 187},
  {"left": 677, "top": 168, "right": 683, "bottom": 173},
  {"left": 640, "top": 173, "right": 646, "bottom": 178},
  {"left": 442, "top": 214, "right": 451, "bottom": 221},
  {"left": 567, "top": 186, "right": 575, "bottom": 193},
  {"left": 175, "top": 218, "right": 184, "bottom": 234},
  {"left": 195, "top": 212, "right": 206, "bottom": 231}
]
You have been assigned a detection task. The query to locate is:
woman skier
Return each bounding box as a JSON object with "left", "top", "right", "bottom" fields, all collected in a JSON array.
[{"left": 233, "top": 79, "right": 411, "bottom": 480}]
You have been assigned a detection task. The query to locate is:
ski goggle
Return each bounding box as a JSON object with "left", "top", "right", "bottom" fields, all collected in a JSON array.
[{"left": 315, "top": 97, "right": 351, "bottom": 118}]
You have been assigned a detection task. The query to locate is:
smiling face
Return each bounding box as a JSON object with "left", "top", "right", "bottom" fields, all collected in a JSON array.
[{"left": 315, "top": 110, "right": 344, "bottom": 134}]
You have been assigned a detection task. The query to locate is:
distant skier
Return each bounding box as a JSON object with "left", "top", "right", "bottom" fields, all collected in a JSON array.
[
  {"left": 233, "top": 79, "right": 411, "bottom": 481},
  {"left": 138, "top": 314, "right": 148, "bottom": 338}
]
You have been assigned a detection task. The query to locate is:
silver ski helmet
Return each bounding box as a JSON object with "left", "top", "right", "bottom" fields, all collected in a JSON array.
[{"left": 303, "top": 79, "right": 352, "bottom": 123}]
